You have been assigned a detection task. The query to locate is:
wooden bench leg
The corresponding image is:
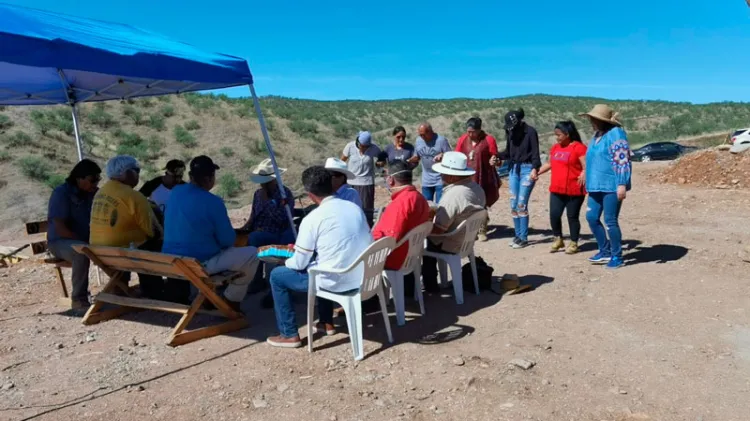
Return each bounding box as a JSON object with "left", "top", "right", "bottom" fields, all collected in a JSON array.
[
  {"left": 54, "top": 266, "right": 69, "bottom": 299},
  {"left": 169, "top": 318, "right": 249, "bottom": 347},
  {"left": 83, "top": 271, "right": 135, "bottom": 325}
]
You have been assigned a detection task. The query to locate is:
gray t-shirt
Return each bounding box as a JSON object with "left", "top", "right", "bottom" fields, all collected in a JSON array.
[
  {"left": 343, "top": 141, "right": 382, "bottom": 186},
  {"left": 384, "top": 143, "right": 415, "bottom": 164},
  {"left": 415, "top": 134, "right": 452, "bottom": 187}
]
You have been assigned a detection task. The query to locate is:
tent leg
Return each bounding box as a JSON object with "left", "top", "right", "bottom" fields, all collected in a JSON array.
[
  {"left": 70, "top": 104, "right": 84, "bottom": 162},
  {"left": 247, "top": 84, "right": 297, "bottom": 239}
]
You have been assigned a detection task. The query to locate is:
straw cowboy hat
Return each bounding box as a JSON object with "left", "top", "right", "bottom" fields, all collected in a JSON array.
[
  {"left": 579, "top": 104, "right": 622, "bottom": 126},
  {"left": 324, "top": 157, "right": 355, "bottom": 180},
  {"left": 250, "top": 158, "right": 286, "bottom": 184},
  {"left": 431, "top": 151, "right": 476, "bottom": 177}
]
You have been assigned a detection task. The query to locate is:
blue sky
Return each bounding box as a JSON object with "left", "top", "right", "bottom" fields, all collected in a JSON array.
[{"left": 5, "top": 0, "right": 750, "bottom": 103}]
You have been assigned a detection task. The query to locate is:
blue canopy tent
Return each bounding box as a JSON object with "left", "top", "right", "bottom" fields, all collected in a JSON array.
[{"left": 0, "top": 2, "right": 294, "bottom": 234}]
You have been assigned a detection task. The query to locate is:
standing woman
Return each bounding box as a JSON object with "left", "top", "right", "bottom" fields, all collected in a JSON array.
[
  {"left": 536, "top": 121, "right": 587, "bottom": 254},
  {"left": 456, "top": 117, "right": 500, "bottom": 241},
  {"left": 579, "top": 104, "right": 631, "bottom": 269},
  {"left": 384, "top": 126, "right": 416, "bottom": 167},
  {"left": 497, "top": 108, "right": 542, "bottom": 249}
]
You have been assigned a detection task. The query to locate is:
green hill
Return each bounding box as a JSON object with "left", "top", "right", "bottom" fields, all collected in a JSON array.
[{"left": 0, "top": 93, "right": 748, "bottom": 232}]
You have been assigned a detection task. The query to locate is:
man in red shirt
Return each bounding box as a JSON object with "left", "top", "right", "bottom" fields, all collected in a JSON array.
[{"left": 371, "top": 161, "right": 431, "bottom": 295}]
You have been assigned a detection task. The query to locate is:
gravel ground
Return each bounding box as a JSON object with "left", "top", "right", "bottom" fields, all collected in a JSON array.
[{"left": 1, "top": 162, "right": 749, "bottom": 421}]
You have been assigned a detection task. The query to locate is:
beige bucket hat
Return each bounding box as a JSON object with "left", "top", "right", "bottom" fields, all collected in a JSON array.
[{"left": 579, "top": 104, "right": 622, "bottom": 127}]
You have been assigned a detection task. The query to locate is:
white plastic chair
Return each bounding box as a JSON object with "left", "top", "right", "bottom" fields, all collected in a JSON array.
[
  {"left": 306, "top": 237, "right": 396, "bottom": 361},
  {"left": 382, "top": 221, "right": 433, "bottom": 326},
  {"left": 423, "top": 210, "right": 487, "bottom": 305}
]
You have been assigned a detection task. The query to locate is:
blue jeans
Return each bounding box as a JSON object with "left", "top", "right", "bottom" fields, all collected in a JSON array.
[
  {"left": 586, "top": 192, "right": 623, "bottom": 258},
  {"left": 508, "top": 164, "right": 536, "bottom": 241},
  {"left": 422, "top": 185, "right": 443, "bottom": 203},
  {"left": 248, "top": 228, "right": 295, "bottom": 283},
  {"left": 270, "top": 266, "right": 334, "bottom": 338}
]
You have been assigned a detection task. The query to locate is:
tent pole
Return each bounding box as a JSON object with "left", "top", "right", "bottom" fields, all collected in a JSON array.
[
  {"left": 247, "top": 84, "right": 297, "bottom": 238},
  {"left": 70, "top": 104, "right": 84, "bottom": 162}
]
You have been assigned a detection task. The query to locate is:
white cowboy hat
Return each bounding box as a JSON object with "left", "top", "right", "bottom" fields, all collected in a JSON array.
[
  {"left": 324, "top": 157, "right": 355, "bottom": 180},
  {"left": 250, "top": 158, "right": 286, "bottom": 184},
  {"left": 431, "top": 151, "right": 476, "bottom": 176}
]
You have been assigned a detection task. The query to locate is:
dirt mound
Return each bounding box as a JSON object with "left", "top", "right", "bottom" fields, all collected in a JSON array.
[{"left": 661, "top": 148, "right": 750, "bottom": 188}]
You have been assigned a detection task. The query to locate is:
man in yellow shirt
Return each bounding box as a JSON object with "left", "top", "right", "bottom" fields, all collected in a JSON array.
[{"left": 90, "top": 155, "right": 163, "bottom": 298}]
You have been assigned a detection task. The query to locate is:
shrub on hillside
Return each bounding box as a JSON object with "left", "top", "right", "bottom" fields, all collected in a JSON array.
[
  {"left": 87, "top": 105, "right": 117, "bottom": 128},
  {"left": 216, "top": 173, "right": 241, "bottom": 198},
  {"left": 123, "top": 104, "right": 146, "bottom": 125},
  {"left": 45, "top": 173, "right": 66, "bottom": 189},
  {"left": 0, "top": 114, "right": 13, "bottom": 130},
  {"left": 3, "top": 131, "right": 33, "bottom": 147},
  {"left": 30, "top": 109, "right": 53, "bottom": 135},
  {"left": 148, "top": 114, "right": 166, "bottom": 131},
  {"left": 220, "top": 146, "right": 235, "bottom": 157},
  {"left": 139, "top": 98, "right": 154, "bottom": 108},
  {"left": 18, "top": 156, "right": 51, "bottom": 181},
  {"left": 184, "top": 120, "right": 201, "bottom": 131},
  {"left": 0, "top": 150, "right": 11, "bottom": 162},
  {"left": 115, "top": 131, "right": 159, "bottom": 162},
  {"left": 174, "top": 125, "right": 197, "bottom": 148},
  {"left": 156, "top": 95, "right": 171, "bottom": 103},
  {"left": 288, "top": 120, "right": 318, "bottom": 137},
  {"left": 30, "top": 108, "right": 74, "bottom": 136},
  {"left": 160, "top": 105, "right": 175, "bottom": 118}
]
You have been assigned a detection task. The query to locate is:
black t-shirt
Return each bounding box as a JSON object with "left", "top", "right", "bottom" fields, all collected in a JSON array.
[{"left": 139, "top": 176, "right": 165, "bottom": 198}]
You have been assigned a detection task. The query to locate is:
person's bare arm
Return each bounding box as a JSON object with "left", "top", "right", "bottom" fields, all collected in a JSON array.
[
  {"left": 537, "top": 162, "right": 552, "bottom": 176},
  {"left": 340, "top": 155, "right": 349, "bottom": 162},
  {"left": 577, "top": 156, "right": 587, "bottom": 185}
]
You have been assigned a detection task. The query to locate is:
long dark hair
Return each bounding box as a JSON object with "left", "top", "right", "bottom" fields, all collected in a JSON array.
[
  {"left": 392, "top": 126, "right": 406, "bottom": 136},
  {"left": 554, "top": 121, "right": 582, "bottom": 143},
  {"left": 66, "top": 159, "right": 101, "bottom": 185}
]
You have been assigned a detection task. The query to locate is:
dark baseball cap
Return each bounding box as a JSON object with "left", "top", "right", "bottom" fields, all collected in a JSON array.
[
  {"left": 189, "top": 155, "right": 219, "bottom": 176},
  {"left": 164, "top": 159, "right": 185, "bottom": 173}
]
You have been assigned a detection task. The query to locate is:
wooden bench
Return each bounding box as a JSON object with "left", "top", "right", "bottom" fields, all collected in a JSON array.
[
  {"left": 72, "top": 244, "right": 249, "bottom": 346},
  {"left": 25, "top": 221, "right": 75, "bottom": 300}
]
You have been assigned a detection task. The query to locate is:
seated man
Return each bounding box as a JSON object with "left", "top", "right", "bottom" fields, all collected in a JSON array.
[
  {"left": 266, "top": 166, "right": 372, "bottom": 348},
  {"left": 422, "top": 152, "right": 486, "bottom": 293},
  {"left": 162, "top": 156, "right": 259, "bottom": 312},
  {"left": 371, "top": 161, "right": 430, "bottom": 296},
  {"left": 324, "top": 157, "right": 362, "bottom": 208},
  {"left": 90, "top": 155, "right": 164, "bottom": 298},
  {"left": 242, "top": 158, "right": 295, "bottom": 292},
  {"left": 47, "top": 159, "right": 102, "bottom": 308},
  {"left": 139, "top": 159, "right": 185, "bottom": 211}
]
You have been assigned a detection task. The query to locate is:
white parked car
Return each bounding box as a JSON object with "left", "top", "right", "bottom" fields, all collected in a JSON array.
[{"left": 730, "top": 128, "right": 750, "bottom": 154}]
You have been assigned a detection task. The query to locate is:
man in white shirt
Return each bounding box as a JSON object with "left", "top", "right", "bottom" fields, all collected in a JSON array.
[
  {"left": 324, "top": 157, "right": 362, "bottom": 208},
  {"left": 266, "top": 166, "right": 372, "bottom": 349}
]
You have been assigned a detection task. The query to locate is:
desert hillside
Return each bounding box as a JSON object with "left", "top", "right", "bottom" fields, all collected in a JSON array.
[{"left": 0, "top": 93, "right": 748, "bottom": 231}]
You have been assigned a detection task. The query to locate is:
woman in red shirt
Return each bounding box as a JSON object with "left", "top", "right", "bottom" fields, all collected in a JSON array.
[
  {"left": 536, "top": 121, "right": 587, "bottom": 254},
  {"left": 455, "top": 117, "right": 501, "bottom": 241}
]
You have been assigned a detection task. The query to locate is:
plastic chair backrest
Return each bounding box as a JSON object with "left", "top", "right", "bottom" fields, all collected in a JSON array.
[
  {"left": 458, "top": 210, "right": 487, "bottom": 258},
  {"left": 394, "top": 221, "right": 434, "bottom": 272},
  {"left": 355, "top": 237, "right": 396, "bottom": 301}
]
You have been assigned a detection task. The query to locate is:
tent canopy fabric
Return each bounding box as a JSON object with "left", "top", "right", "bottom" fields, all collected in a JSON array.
[{"left": 0, "top": 2, "right": 253, "bottom": 105}]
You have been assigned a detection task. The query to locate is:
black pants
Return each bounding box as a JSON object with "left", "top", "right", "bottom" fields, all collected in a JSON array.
[
  {"left": 134, "top": 237, "right": 168, "bottom": 300},
  {"left": 421, "top": 240, "right": 446, "bottom": 293},
  {"left": 549, "top": 193, "right": 585, "bottom": 242}
]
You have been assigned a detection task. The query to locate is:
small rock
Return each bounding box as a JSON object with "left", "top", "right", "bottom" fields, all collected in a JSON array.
[
  {"left": 136, "top": 385, "right": 146, "bottom": 392},
  {"left": 732, "top": 179, "right": 740, "bottom": 184},
  {"left": 609, "top": 387, "right": 627, "bottom": 395},
  {"left": 509, "top": 359, "right": 535, "bottom": 370},
  {"left": 451, "top": 357, "right": 465, "bottom": 366},
  {"left": 54, "top": 343, "right": 64, "bottom": 349},
  {"left": 541, "top": 379, "right": 551, "bottom": 386},
  {"left": 252, "top": 398, "right": 268, "bottom": 409},
  {"left": 500, "top": 402, "right": 514, "bottom": 409},
  {"left": 428, "top": 405, "right": 438, "bottom": 412},
  {"left": 329, "top": 416, "right": 337, "bottom": 421},
  {"left": 678, "top": 177, "right": 686, "bottom": 184},
  {"left": 2, "top": 382, "right": 15, "bottom": 391},
  {"left": 85, "top": 334, "right": 96, "bottom": 343},
  {"left": 276, "top": 383, "right": 289, "bottom": 393}
]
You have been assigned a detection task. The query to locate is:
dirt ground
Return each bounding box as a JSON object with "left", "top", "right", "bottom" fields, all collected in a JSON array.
[{"left": 1, "top": 162, "right": 750, "bottom": 421}]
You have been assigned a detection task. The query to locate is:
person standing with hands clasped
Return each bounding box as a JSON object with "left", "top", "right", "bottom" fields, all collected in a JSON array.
[
  {"left": 342, "top": 131, "right": 383, "bottom": 225},
  {"left": 536, "top": 121, "right": 587, "bottom": 254},
  {"left": 579, "top": 104, "right": 631, "bottom": 269},
  {"left": 494, "top": 108, "right": 541, "bottom": 249}
]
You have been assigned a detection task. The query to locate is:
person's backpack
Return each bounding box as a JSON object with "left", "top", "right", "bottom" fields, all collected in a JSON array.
[{"left": 462, "top": 256, "right": 494, "bottom": 291}]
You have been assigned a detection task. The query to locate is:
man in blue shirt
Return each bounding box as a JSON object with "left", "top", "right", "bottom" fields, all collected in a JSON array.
[
  {"left": 162, "top": 155, "right": 259, "bottom": 312},
  {"left": 324, "top": 157, "right": 362, "bottom": 208},
  {"left": 414, "top": 122, "right": 452, "bottom": 203},
  {"left": 47, "top": 159, "right": 102, "bottom": 308}
]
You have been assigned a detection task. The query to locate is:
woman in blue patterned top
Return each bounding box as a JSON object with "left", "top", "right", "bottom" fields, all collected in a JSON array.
[{"left": 580, "top": 104, "right": 632, "bottom": 269}]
